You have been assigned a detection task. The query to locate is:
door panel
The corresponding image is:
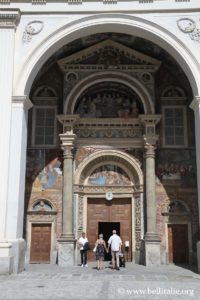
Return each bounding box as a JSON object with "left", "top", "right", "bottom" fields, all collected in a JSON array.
[
  {"left": 30, "top": 224, "right": 51, "bottom": 263},
  {"left": 168, "top": 224, "right": 189, "bottom": 264},
  {"left": 87, "top": 198, "right": 132, "bottom": 261}
]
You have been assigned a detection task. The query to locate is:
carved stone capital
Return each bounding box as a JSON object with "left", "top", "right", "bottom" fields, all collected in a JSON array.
[
  {"left": 143, "top": 134, "right": 158, "bottom": 149},
  {"left": 144, "top": 142, "right": 156, "bottom": 159},
  {"left": 60, "top": 132, "right": 76, "bottom": 159},
  {"left": 12, "top": 96, "right": 33, "bottom": 110},
  {"left": 62, "top": 145, "right": 73, "bottom": 159},
  {"left": 57, "top": 114, "right": 79, "bottom": 133},
  {"left": 190, "top": 96, "right": 200, "bottom": 112},
  {"left": 0, "top": 9, "right": 20, "bottom": 28}
]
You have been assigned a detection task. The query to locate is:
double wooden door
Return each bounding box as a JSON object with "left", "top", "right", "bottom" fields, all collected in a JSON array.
[
  {"left": 30, "top": 224, "right": 51, "bottom": 263},
  {"left": 87, "top": 198, "right": 132, "bottom": 261},
  {"left": 168, "top": 224, "right": 189, "bottom": 264}
]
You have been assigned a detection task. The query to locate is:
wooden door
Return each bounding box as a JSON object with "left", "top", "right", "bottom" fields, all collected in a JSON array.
[
  {"left": 168, "top": 224, "right": 189, "bottom": 264},
  {"left": 30, "top": 224, "right": 51, "bottom": 263},
  {"left": 87, "top": 198, "right": 132, "bottom": 261}
]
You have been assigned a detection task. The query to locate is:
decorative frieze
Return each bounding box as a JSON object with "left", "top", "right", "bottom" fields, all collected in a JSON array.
[
  {"left": 67, "top": 0, "right": 82, "bottom": 4},
  {"left": 103, "top": 0, "right": 117, "bottom": 4},
  {"left": 0, "top": 0, "right": 10, "bottom": 4},
  {"left": 32, "top": 0, "right": 46, "bottom": 4},
  {"left": 57, "top": 115, "right": 143, "bottom": 140},
  {"left": 61, "top": 64, "right": 159, "bottom": 73},
  {"left": 74, "top": 184, "right": 142, "bottom": 194},
  {"left": 0, "top": 10, "right": 20, "bottom": 28}
]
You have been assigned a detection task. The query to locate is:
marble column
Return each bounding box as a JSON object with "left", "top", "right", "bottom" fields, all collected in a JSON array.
[
  {"left": 58, "top": 133, "right": 76, "bottom": 267},
  {"left": 190, "top": 97, "right": 200, "bottom": 273},
  {"left": 0, "top": 10, "right": 21, "bottom": 274},
  {"left": 143, "top": 139, "right": 161, "bottom": 266}
]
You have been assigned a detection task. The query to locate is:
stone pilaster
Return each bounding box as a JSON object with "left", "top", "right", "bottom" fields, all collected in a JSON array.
[
  {"left": 0, "top": 10, "right": 21, "bottom": 274},
  {"left": 190, "top": 96, "right": 200, "bottom": 273},
  {"left": 5, "top": 96, "right": 32, "bottom": 273},
  {"left": 57, "top": 132, "right": 76, "bottom": 266}
]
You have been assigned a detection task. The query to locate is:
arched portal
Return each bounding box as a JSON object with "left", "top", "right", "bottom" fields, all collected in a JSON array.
[
  {"left": 74, "top": 150, "right": 143, "bottom": 263},
  {"left": 22, "top": 16, "right": 199, "bottom": 269}
]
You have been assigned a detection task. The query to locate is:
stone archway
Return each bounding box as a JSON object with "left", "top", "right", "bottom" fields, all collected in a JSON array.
[
  {"left": 14, "top": 14, "right": 200, "bottom": 97},
  {"left": 74, "top": 150, "right": 144, "bottom": 263},
  {"left": 64, "top": 72, "right": 154, "bottom": 115}
]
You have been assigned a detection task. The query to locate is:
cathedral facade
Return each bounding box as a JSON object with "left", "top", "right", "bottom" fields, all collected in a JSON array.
[{"left": 0, "top": 0, "right": 200, "bottom": 274}]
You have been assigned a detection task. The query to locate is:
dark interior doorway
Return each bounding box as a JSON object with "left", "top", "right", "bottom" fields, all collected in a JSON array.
[{"left": 98, "top": 222, "right": 120, "bottom": 261}]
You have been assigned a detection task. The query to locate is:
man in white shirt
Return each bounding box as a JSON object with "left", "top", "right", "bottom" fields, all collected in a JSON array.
[
  {"left": 78, "top": 232, "right": 89, "bottom": 267},
  {"left": 108, "top": 230, "right": 122, "bottom": 270}
]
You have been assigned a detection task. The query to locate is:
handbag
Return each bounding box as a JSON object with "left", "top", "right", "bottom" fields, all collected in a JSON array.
[
  {"left": 83, "top": 242, "right": 90, "bottom": 251},
  {"left": 93, "top": 245, "right": 97, "bottom": 252}
]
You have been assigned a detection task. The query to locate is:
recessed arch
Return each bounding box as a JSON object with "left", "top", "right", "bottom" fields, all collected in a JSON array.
[
  {"left": 74, "top": 149, "right": 143, "bottom": 187},
  {"left": 14, "top": 14, "right": 200, "bottom": 98},
  {"left": 64, "top": 72, "right": 154, "bottom": 114}
]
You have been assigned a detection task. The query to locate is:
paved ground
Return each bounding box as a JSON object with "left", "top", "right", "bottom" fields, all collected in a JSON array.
[{"left": 0, "top": 262, "right": 200, "bottom": 300}]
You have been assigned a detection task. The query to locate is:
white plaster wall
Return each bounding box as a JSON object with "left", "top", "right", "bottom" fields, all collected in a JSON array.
[
  {"left": 0, "top": 27, "right": 16, "bottom": 241},
  {"left": 6, "top": 99, "right": 30, "bottom": 239}
]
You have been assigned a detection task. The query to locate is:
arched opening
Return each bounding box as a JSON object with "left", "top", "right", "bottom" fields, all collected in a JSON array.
[
  {"left": 22, "top": 17, "right": 198, "bottom": 267},
  {"left": 74, "top": 150, "right": 143, "bottom": 263}
]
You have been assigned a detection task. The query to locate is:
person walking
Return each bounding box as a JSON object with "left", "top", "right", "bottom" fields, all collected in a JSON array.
[
  {"left": 78, "top": 232, "right": 89, "bottom": 267},
  {"left": 95, "top": 233, "right": 107, "bottom": 270},
  {"left": 107, "top": 230, "right": 122, "bottom": 271}
]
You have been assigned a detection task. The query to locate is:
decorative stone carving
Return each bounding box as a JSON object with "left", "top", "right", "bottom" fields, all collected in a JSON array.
[
  {"left": 57, "top": 115, "right": 143, "bottom": 141},
  {"left": 74, "top": 184, "right": 140, "bottom": 194},
  {"left": 103, "top": 0, "right": 117, "bottom": 4},
  {"left": 22, "top": 20, "right": 44, "bottom": 43},
  {"left": 135, "top": 195, "right": 142, "bottom": 250},
  {"left": 177, "top": 18, "right": 200, "bottom": 43},
  {"left": 32, "top": 0, "right": 46, "bottom": 4},
  {"left": 0, "top": 0, "right": 10, "bottom": 4},
  {"left": 78, "top": 195, "right": 84, "bottom": 232},
  {"left": 67, "top": 0, "right": 82, "bottom": 4},
  {"left": 0, "top": 10, "right": 20, "bottom": 28},
  {"left": 64, "top": 72, "right": 78, "bottom": 95},
  {"left": 58, "top": 39, "right": 161, "bottom": 68}
]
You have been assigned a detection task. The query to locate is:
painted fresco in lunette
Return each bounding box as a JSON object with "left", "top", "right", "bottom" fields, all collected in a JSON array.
[{"left": 87, "top": 164, "right": 132, "bottom": 186}]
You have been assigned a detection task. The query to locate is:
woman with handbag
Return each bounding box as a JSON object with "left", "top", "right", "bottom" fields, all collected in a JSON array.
[{"left": 94, "top": 233, "right": 107, "bottom": 270}]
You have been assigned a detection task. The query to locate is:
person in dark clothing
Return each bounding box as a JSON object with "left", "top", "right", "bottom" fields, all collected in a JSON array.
[{"left": 95, "top": 233, "right": 107, "bottom": 270}]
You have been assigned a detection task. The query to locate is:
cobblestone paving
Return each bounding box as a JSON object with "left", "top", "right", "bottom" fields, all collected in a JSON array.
[{"left": 0, "top": 263, "right": 200, "bottom": 300}]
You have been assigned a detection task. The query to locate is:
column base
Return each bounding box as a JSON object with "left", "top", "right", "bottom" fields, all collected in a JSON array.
[
  {"left": 197, "top": 241, "right": 200, "bottom": 273},
  {"left": 0, "top": 239, "right": 25, "bottom": 274},
  {"left": 57, "top": 236, "right": 76, "bottom": 267},
  {"left": 144, "top": 233, "right": 161, "bottom": 266}
]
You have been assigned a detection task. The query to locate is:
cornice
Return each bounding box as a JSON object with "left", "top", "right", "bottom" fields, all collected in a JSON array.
[
  {"left": 0, "top": 1, "right": 198, "bottom": 14},
  {"left": 12, "top": 95, "right": 33, "bottom": 110},
  {"left": 190, "top": 97, "right": 200, "bottom": 112},
  {"left": 0, "top": 9, "right": 20, "bottom": 28}
]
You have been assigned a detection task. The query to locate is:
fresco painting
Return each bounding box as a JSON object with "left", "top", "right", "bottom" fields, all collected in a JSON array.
[
  {"left": 156, "top": 149, "right": 196, "bottom": 187},
  {"left": 26, "top": 149, "right": 62, "bottom": 190},
  {"left": 88, "top": 164, "right": 131, "bottom": 186}
]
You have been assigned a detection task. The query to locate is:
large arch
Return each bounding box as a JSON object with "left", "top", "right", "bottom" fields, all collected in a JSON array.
[
  {"left": 64, "top": 72, "right": 154, "bottom": 114},
  {"left": 14, "top": 14, "right": 200, "bottom": 97},
  {"left": 74, "top": 149, "right": 143, "bottom": 187}
]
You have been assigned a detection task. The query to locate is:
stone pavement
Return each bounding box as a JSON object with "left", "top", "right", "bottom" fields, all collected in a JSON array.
[{"left": 0, "top": 262, "right": 200, "bottom": 300}]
